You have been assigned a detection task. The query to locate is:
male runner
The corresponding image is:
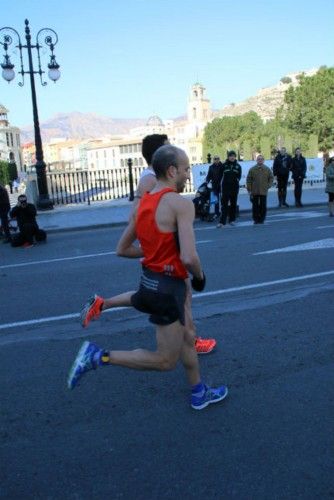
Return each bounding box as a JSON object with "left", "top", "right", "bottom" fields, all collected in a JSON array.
[
  {"left": 68, "top": 145, "right": 227, "bottom": 410},
  {"left": 80, "top": 134, "right": 216, "bottom": 354}
]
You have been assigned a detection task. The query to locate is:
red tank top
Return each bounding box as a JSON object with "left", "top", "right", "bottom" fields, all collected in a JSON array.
[{"left": 136, "top": 188, "right": 188, "bottom": 279}]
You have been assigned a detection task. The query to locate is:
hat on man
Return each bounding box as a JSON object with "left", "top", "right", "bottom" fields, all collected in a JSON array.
[{"left": 227, "top": 150, "right": 236, "bottom": 156}]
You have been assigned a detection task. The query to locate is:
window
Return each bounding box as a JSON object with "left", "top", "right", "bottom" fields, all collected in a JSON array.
[
  {"left": 6, "top": 133, "right": 9, "bottom": 146},
  {"left": 124, "top": 146, "right": 128, "bottom": 154},
  {"left": 139, "top": 158, "right": 143, "bottom": 166},
  {"left": 129, "top": 145, "right": 132, "bottom": 153},
  {"left": 134, "top": 158, "right": 138, "bottom": 166},
  {"left": 104, "top": 150, "right": 107, "bottom": 158},
  {"left": 121, "top": 159, "right": 124, "bottom": 167}
]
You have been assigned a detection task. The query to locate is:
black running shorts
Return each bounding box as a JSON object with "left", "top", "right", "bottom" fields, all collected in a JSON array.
[{"left": 130, "top": 268, "right": 186, "bottom": 326}]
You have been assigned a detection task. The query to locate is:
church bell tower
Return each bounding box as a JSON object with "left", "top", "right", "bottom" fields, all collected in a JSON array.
[{"left": 187, "top": 83, "right": 211, "bottom": 123}]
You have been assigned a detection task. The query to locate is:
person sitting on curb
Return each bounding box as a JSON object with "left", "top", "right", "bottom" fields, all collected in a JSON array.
[{"left": 10, "top": 195, "right": 47, "bottom": 248}]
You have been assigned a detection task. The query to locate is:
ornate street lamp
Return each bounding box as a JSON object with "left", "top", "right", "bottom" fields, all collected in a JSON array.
[{"left": 0, "top": 19, "right": 61, "bottom": 209}]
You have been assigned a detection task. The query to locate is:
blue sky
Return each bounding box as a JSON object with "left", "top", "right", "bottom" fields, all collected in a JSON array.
[{"left": 1, "top": 0, "right": 333, "bottom": 128}]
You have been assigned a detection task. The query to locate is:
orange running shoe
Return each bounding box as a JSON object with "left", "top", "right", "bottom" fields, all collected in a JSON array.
[
  {"left": 80, "top": 294, "right": 104, "bottom": 328},
  {"left": 195, "top": 337, "right": 216, "bottom": 354}
]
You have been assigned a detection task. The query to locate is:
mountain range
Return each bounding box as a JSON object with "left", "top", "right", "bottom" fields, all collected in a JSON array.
[{"left": 19, "top": 68, "right": 318, "bottom": 143}]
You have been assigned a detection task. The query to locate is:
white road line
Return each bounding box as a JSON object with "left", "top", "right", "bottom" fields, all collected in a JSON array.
[
  {"left": 1, "top": 241, "right": 212, "bottom": 270},
  {"left": 254, "top": 238, "right": 334, "bottom": 255},
  {"left": 0, "top": 251, "right": 117, "bottom": 270},
  {"left": 317, "top": 225, "right": 334, "bottom": 229},
  {"left": 1, "top": 269, "right": 333, "bottom": 331}
]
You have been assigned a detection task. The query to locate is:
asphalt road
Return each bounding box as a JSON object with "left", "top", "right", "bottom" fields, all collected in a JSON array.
[{"left": 1, "top": 206, "right": 333, "bottom": 499}]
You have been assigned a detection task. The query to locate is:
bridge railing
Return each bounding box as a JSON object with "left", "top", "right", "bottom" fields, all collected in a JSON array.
[{"left": 46, "top": 164, "right": 195, "bottom": 205}]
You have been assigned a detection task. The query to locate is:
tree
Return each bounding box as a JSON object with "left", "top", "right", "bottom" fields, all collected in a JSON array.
[
  {"left": 280, "top": 76, "right": 292, "bottom": 84},
  {"left": 203, "top": 112, "right": 263, "bottom": 159},
  {"left": 0, "top": 160, "right": 10, "bottom": 186},
  {"left": 277, "top": 67, "right": 334, "bottom": 150}
]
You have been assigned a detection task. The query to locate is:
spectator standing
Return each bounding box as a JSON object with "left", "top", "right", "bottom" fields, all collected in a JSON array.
[
  {"left": 325, "top": 157, "right": 334, "bottom": 217},
  {"left": 0, "top": 183, "right": 11, "bottom": 243},
  {"left": 205, "top": 155, "right": 223, "bottom": 219},
  {"left": 246, "top": 155, "right": 274, "bottom": 224},
  {"left": 291, "top": 148, "right": 307, "bottom": 207},
  {"left": 273, "top": 147, "right": 292, "bottom": 208},
  {"left": 10, "top": 194, "right": 46, "bottom": 247},
  {"left": 217, "top": 151, "right": 241, "bottom": 227}
]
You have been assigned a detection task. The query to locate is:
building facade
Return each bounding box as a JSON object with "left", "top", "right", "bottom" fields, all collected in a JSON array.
[
  {"left": 0, "top": 104, "right": 23, "bottom": 171},
  {"left": 85, "top": 83, "right": 212, "bottom": 170},
  {"left": 22, "top": 82, "right": 213, "bottom": 172}
]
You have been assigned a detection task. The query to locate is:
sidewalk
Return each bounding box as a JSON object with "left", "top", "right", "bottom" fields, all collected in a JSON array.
[{"left": 36, "top": 184, "right": 328, "bottom": 233}]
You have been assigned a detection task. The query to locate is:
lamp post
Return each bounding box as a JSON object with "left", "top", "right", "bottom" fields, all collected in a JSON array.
[
  {"left": 0, "top": 19, "right": 60, "bottom": 210},
  {"left": 127, "top": 158, "right": 134, "bottom": 201}
]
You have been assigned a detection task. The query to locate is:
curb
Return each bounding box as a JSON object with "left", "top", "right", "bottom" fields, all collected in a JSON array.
[{"left": 42, "top": 201, "right": 327, "bottom": 234}]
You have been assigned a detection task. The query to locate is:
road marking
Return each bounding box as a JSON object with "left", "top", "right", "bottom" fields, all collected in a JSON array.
[
  {"left": 317, "top": 225, "right": 334, "bottom": 229},
  {"left": 0, "top": 251, "right": 118, "bottom": 270},
  {"left": 0, "top": 240, "right": 212, "bottom": 270},
  {"left": 266, "top": 211, "right": 323, "bottom": 219},
  {"left": 196, "top": 210, "right": 325, "bottom": 231},
  {"left": 255, "top": 238, "right": 334, "bottom": 255},
  {"left": 1, "top": 269, "right": 333, "bottom": 331}
]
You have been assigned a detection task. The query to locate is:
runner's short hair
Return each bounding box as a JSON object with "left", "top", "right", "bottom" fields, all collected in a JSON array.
[
  {"left": 152, "top": 145, "right": 185, "bottom": 179},
  {"left": 142, "top": 134, "right": 168, "bottom": 165}
]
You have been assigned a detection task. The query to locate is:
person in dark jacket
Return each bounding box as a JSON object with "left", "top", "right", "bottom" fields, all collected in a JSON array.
[
  {"left": 291, "top": 147, "right": 307, "bottom": 207},
  {"left": 10, "top": 194, "right": 46, "bottom": 247},
  {"left": 273, "top": 147, "right": 292, "bottom": 207},
  {"left": 0, "top": 184, "right": 12, "bottom": 243},
  {"left": 217, "top": 151, "right": 242, "bottom": 227},
  {"left": 205, "top": 155, "right": 223, "bottom": 219}
]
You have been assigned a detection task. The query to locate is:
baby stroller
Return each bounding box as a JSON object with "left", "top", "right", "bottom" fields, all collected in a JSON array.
[{"left": 193, "top": 182, "right": 217, "bottom": 221}]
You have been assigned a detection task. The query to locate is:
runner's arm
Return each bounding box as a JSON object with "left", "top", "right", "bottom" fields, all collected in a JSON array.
[
  {"left": 116, "top": 219, "right": 143, "bottom": 258},
  {"left": 176, "top": 198, "right": 203, "bottom": 280}
]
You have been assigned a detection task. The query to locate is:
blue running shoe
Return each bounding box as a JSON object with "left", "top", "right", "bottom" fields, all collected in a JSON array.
[
  {"left": 191, "top": 384, "right": 228, "bottom": 410},
  {"left": 67, "top": 341, "right": 101, "bottom": 390}
]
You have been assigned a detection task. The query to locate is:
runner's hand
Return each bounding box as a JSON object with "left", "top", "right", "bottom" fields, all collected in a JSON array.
[{"left": 191, "top": 272, "right": 206, "bottom": 292}]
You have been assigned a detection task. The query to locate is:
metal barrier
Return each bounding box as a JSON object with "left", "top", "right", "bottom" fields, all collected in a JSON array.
[{"left": 46, "top": 164, "right": 195, "bottom": 205}]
